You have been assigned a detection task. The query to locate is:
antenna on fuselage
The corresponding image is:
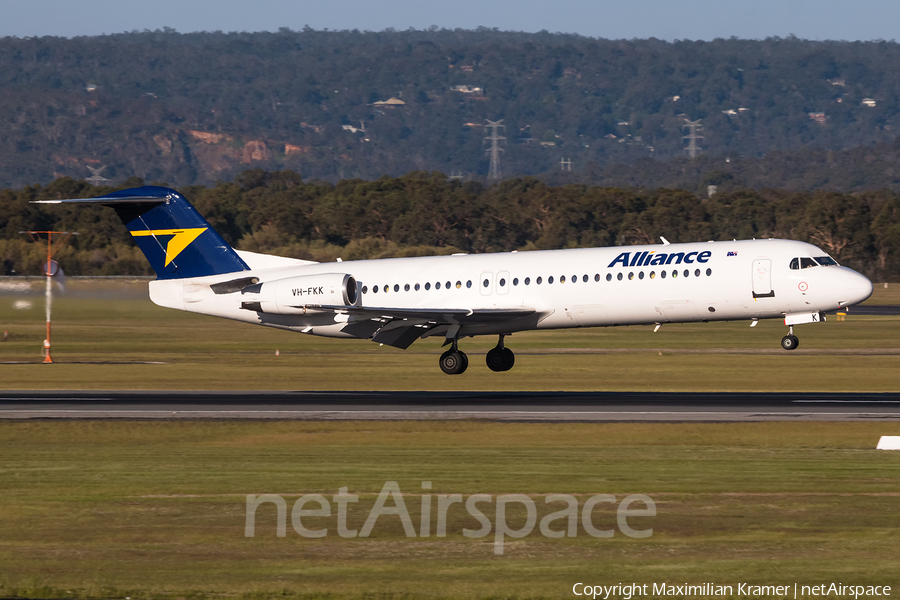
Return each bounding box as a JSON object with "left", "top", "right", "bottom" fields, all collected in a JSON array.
[{"left": 660, "top": 237, "right": 671, "bottom": 245}]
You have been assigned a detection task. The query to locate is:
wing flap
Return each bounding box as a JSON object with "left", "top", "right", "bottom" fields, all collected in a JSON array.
[
  {"left": 316, "top": 305, "right": 538, "bottom": 348},
  {"left": 372, "top": 325, "right": 430, "bottom": 349},
  {"left": 308, "top": 304, "right": 536, "bottom": 324}
]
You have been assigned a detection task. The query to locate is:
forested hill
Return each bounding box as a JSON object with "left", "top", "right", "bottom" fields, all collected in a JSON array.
[
  {"left": 3, "top": 172, "right": 900, "bottom": 280},
  {"left": 3, "top": 29, "right": 900, "bottom": 190}
]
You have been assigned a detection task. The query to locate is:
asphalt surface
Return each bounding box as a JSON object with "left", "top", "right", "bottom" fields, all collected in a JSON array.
[{"left": 1, "top": 390, "right": 899, "bottom": 421}]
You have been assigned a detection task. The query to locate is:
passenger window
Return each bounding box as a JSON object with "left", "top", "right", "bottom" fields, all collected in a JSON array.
[
  {"left": 583, "top": 274, "right": 588, "bottom": 283},
  {"left": 373, "top": 285, "right": 379, "bottom": 293},
  {"left": 415, "top": 283, "right": 420, "bottom": 291},
  {"left": 694, "top": 269, "right": 700, "bottom": 277},
  {"left": 425, "top": 282, "right": 431, "bottom": 290},
  {"left": 800, "top": 257, "right": 818, "bottom": 269},
  {"left": 638, "top": 271, "right": 644, "bottom": 280},
  {"left": 617, "top": 273, "right": 623, "bottom": 281},
  {"left": 482, "top": 279, "right": 489, "bottom": 287},
  {"left": 790, "top": 258, "right": 800, "bottom": 270},
  {"left": 394, "top": 284, "right": 400, "bottom": 292},
  {"left": 456, "top": 281, "right": 462, "bottom": 289},
  {"left": 436, "top": 282, "right": 442, "bottom": 290},
  {"left": 560, "top": 275, "right": 566, "bottom": 283},
  {"left": 606, "top": 273, "right": 612, "bottom": 281},
  {"left": 661, "top": 270, "right": 667, "bottom": 279},
  {"left": 384, "top": 285, "right": 389, "bottom": 292},
  {"left": 467, "top": 280, "right": 472, "bottom": 288},
  {"left": 683, "top": 270, "right": 689, "bottom": 278},
  {"left": 650, "top": 271, "right": 656, "bottom": 279},
  {"left": 706, "top": 268, "right": 712, "bottom": 276},
  {"left": 446, "top": 281, "right": 451, "bottom": 289},
  {"left": 499, "top": 278, "right": 506, "bottom": 287},
  {"left": 549, "top": 276, "right": 554, "bottom": 284},
  {"left": 628, "top": 272, "right": 634, "bottom": 280},
  {"left": 672, "top": 270, "right": 678, "bottom": 278},
  {"left": 594, "top": 274, "right": 600, "bottom": 282},
  {"left": 537, "top": 276, "right": 543, "bottom": 284},
  {"left": 362, "top": 286, "right": 369, "bottom": 294},
  {"left": 404, "top": 283, "right": 410, "bottom": 291},
  {"left": 572, "top": 274, "right": 577, "bottom": 283},
  {"left": 814, "top": 256, "right": 838, "bottom": 266},
  {"left": 513, "top": 278, "right": 519, "bottom": 286},
  {"left": 525, "top": 277, "right": 531, "bottom": 285}
]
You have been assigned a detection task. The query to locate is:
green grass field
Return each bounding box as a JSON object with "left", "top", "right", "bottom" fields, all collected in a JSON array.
[
  {"left": 2, "top": 278, "right": 900, "bottom": 391},
  {"left": 0, "top": 421, "right": 898, "bottom": 600},
  {"left": 1, "top": 279, "right": 899, "bottom": 600}
]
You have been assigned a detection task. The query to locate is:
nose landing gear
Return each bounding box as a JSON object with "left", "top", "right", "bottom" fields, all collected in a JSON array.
[
  {"left": 486, "top": 334, "right": 515, "bottom": 372},
  {"left": 780, "top": 325, "right": 800, "bottom": 350}
]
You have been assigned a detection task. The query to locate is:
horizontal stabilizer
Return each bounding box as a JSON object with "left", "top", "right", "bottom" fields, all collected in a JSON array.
[
  {"left": 32, "top": 186, "right": 174, "bottom": 206},
  {"left": 33, "top": 195, "right": 168, "bottom": 205}
]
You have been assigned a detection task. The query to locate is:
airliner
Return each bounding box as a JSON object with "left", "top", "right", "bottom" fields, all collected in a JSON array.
[{"left": 36, "top": 186, "right": 874, "bottom": 374}]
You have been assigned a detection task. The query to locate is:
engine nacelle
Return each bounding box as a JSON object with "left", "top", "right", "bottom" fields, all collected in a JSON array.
[{"left": 241, "top": 273, "right": 357, "bottom": 314}]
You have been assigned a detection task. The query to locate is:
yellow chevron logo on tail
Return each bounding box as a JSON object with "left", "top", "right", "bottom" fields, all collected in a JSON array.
[{"left": 130, "top": 228, "right": 207, "bottom": 266}]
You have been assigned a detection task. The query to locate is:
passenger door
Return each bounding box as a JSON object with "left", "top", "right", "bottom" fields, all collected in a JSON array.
[{"left": 752, "top": 259, "right": 775, "bottom": 298}]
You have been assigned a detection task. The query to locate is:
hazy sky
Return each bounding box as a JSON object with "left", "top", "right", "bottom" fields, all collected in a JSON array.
[{"left": 2, "top": 0, "right": 898, "bottom": 41}]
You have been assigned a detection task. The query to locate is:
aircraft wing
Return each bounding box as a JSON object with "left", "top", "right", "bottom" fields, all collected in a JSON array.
[{"left": 305, "top": 304, "right": 538, "bottom": 349}]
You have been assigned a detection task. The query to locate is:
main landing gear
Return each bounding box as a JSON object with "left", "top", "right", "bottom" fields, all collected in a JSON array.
[
  {"left": 485, "top": 334, "right": 515, "bottom": 372},
  {"left": 439, "top": 339, "right": 469, "bottom": 375},
  {"left": 439, "top": 335, "right": 516, "bottom": 374},
  {"left": 780, "top": 325, "right": 800, "bottom": 351}
]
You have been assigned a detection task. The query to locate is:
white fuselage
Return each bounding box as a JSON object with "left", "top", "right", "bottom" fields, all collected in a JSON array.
[{"left": 148, "top": 239, "right": 873, "bottom": 341}]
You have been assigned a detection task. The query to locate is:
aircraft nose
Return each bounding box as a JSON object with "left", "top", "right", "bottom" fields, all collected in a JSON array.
[{"left": 842, "top": 269, "right": 873, "bottom": 306}]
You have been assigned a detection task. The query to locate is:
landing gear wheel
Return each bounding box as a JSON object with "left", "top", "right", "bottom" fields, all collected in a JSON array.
[
  {"left": 486, "top": 347, "right": 506, "bottom": 371},
  {"left": 486, "top": 347, "right": 516, "bottom": 372},
  {"left": 440, "top": 350, "right": 468, "bottom": 375},
  {"left": 502, "top": 347, "right": 515, "bottom": 370},
  {"left": 781, "top": 335, "right": 799, "bottom": 351}
]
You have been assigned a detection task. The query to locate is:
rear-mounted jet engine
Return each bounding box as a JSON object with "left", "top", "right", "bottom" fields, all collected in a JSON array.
[{"left": 240, "top": 273, "right": 357, "bottom": 314}]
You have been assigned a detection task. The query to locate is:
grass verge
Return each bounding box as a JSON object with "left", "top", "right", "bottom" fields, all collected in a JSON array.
[{"left": 0, "top": 420, "right": 898, "bottom": 599}]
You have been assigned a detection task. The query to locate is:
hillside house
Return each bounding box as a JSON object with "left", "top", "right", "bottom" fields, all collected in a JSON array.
[{"left": 370, "top": 97, "right": 406, "bottom": 108}]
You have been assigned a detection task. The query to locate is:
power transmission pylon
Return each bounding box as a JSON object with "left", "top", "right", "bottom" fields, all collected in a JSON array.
[
  {"left": 85, "top": 165, "right": 110, "bottom": 186},
  {"left": 484, "top": 119, "right": 505, "bottom": 181},
  {"left": 682, "top": 119, "right": 703, "bottom": 159}
]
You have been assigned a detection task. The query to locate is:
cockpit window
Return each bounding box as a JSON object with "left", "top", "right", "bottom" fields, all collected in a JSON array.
[{"left": 791, "top": 256, "right": 839, "bottom": 270}]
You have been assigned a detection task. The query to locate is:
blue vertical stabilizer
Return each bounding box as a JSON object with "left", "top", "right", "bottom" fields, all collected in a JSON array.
[{"left": 34, "top": 186, "right": 249, "bottom": 280}]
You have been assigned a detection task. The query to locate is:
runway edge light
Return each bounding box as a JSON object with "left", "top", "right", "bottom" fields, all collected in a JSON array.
[{"left": 875, "top": 436, "right": 900, "bottom": 450}]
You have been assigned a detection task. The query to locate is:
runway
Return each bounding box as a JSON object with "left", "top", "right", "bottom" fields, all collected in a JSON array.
[{"left": 1, "top": 391, "right": 899, "bottom": 421}]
